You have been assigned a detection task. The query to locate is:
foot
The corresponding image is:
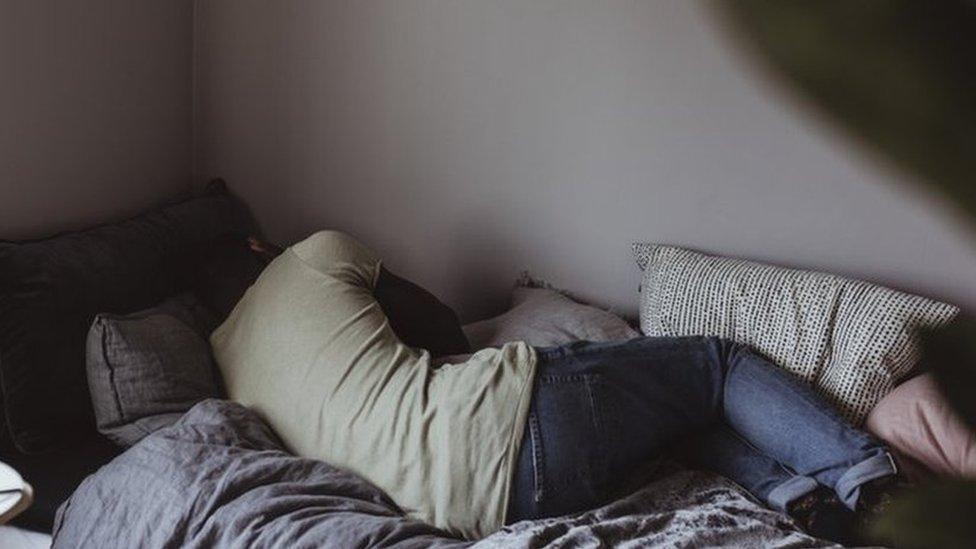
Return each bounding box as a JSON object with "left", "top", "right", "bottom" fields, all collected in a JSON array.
[{"left": 787, "top": 485, "right": 857, "bottom": 546}]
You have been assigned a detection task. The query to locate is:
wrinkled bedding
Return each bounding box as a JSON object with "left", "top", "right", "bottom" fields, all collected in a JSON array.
[{"left": 53, "top": 400, "right": 835, "bottom": 548}]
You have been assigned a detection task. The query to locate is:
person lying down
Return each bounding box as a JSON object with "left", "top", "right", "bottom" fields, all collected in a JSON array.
[{"left": 211, "top": 231, "right": 902, "bottom": 546}]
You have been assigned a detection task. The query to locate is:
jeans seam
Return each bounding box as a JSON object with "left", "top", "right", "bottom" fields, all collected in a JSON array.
[
  {"left": 528, "top": 412, "right": 545, "bottom": 504},
  {"left": 584, "top": 377, "right": 602, "bottom": 433},
  {"left": 539, "top": 373, "right": 594, "bottom": 384},
  {"left": 585, "top": 375, "right": 609, "bottom": 490},
  {"left": 535, "top": 336, "right": 701, "bottom": 362}
]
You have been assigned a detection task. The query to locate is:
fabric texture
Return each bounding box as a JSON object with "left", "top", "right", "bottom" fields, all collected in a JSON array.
[
  {"left": 0, "top": 525, "right": 50, "bottom": 549},
  {"left": 866, "top": 373, "right": 976, "bottom": 478},
  {"left": 0, "top": 183, "right": 255, "bottom": 454},
  {"left": 507, "top": 337, "right": 894, "bottom": 523},
  {"left": 210, "top": 231, "right": 537, "bottom": 539},
  {"left": 52, "top": 399, "right": 834, "bottom": 548},
  {"left": 85, "top": 294, "right": 221, "bottom": 447},
  {"left": 633, "top": 244, "right": 959, "bottom": 424},
  {"left": 464, "top": 286, "right": 639, "bottom": 349}
]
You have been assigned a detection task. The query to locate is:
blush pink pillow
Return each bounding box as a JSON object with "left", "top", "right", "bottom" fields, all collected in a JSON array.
[{"left": 866, "top": 373, "right": 976, "bottom": 478}]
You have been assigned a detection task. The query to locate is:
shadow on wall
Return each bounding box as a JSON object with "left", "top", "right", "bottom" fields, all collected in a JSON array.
[
  {"left": 192, "top": 0, "right": 976, "bottom": 319},
  {"left": 442, "top": 212, "right": 526, "bottom": 322}
]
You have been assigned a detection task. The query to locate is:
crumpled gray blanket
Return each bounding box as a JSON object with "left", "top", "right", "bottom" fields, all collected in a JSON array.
[{"left": 53, "top": 400, "right": 836, "bottom": 548}]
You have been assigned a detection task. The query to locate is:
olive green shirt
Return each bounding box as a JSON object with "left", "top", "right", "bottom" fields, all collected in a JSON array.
[{"left": 210, "top": 231, "right": 537, "bottom": 539}]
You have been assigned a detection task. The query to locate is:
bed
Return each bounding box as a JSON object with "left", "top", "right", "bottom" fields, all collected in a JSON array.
[
  {"left": 51, "top": 399, "right": 833, "bottom": 548},
  {"left": 2, "top": 184, "right": 952, "bottom": 547}
]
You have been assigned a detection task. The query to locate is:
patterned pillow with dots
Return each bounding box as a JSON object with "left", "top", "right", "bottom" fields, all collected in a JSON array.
[{"left": 633, "top": 244, "right": 959, "bottom": 425}]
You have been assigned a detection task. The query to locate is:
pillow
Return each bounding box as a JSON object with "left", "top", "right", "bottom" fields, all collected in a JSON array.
[
  {"left": 86, "top": 294, "right": 220, "bottom": 447},
  {"left": 0, "top": 182, "right": 254, "bottom": 453},
  {"left": 866, "top": 373, "right": 976, "bottom": 478},
  {"left": 633, "top": 244, "right": 958, "bottom": 424},
  {"left": 464, "top": 286, "right": 640, "bottom": 348}
]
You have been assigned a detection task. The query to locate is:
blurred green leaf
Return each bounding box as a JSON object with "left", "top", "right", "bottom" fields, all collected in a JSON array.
[
  {"left": 719, "top": 1, "right": 976, "bottom": 225},
  {"left": 921, "top": 317, "right": 976, "bottom": 431},
  {"left": 869, "top": 479, "right": 976, "bottom": 549},
  {"left": 720, "top": 5, "right": 976, "bottom": 547}
]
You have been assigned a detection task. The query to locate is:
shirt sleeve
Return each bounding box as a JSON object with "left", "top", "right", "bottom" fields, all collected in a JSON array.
[{"left": 289, "top": 230, "right": 382, "bottom": 289}]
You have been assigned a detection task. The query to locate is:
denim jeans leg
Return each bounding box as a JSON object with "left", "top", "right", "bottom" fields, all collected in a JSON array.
[
  {"left": 508, "top": 338, "right": 723, "bottom": 522},
  {"left": 678, "top": 424, "right": 819, "bottom": 511},
  {"left": 716, "top": 340, "right": 897, "bottom": 509},
  {"left": 507, "top": 336, "right": 898, "bottom": 523}
]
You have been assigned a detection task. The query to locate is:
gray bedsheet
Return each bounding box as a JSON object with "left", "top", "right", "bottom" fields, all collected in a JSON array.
[{"left": 53, "top": 400, "right": 836, "bottom": 548}]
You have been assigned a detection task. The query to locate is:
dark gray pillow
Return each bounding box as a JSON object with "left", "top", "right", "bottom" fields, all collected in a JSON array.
[
  {"left": 86, "top": 294, "right": 220, "bottom": 447},
  {"left": 0, "top": 181, "right": 255, "bottom": 454}
]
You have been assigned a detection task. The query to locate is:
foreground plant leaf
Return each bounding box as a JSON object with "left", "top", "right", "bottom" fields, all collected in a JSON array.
[
  {"left": 719, "top": 1, "right": 976, "bottom": 227},
  {"left": 869, "top": 479, "right": 976, "bottom": 549},
  {"left": 920, "top": 316, "right": 976, "bottom": 431},
  {"left": 719, "top": 5, "right": 976, "bottom": 548}
]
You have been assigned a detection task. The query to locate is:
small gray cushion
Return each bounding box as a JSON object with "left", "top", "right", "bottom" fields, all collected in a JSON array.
[
  {"left": 86, "top": 294, "right": 220, "bottom": 446},
  {"left": 464, "top": 286, "right": 639, "bottom": 348},
  {"left": 633, "top": 243, "right": 959, "bottom": 424}
]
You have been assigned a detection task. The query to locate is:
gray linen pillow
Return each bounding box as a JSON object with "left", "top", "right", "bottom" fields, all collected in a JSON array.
[
  {"left": 633, "top": 244, "right": 959, "bottom": 424},
  {"left": 86, "top": 294, "right": 220, "bottom": 446},
  {"left": 464, "top": 286, "right": 639, "bottom": 349}
]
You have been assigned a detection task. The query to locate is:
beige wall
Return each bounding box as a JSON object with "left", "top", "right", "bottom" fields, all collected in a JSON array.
[
  {"left": 0, "top": 0, "right": 194, "bottom": 239},
  {"left": 194, "top": 0, "right": 976, "bottom": 320}
]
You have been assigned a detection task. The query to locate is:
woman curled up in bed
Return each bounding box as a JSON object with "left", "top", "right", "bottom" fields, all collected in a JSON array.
[{"left": 213, "top": 231, "right": 902, "bottom": 546}]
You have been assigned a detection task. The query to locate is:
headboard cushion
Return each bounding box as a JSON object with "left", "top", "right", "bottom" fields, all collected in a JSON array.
[{"left": 0, "top": 182, "right": 256, "bottom": 454}]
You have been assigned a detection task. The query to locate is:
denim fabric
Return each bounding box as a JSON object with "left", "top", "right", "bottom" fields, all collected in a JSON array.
[{"left": 506, "top": 337, "right": 896, "bottom": 523}]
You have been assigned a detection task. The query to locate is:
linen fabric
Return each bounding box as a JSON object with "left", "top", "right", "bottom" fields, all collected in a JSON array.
[
  {"left": 464, "top": 286, "right": 639, "bottom": 349},
  {"left": 866, "top": 373, "right": 976, "bottom": 478},
  {"left": 210, "top": 231, "right": 537, "bottom": 539},
  {"left": 86, "top": 294, "right": 221, "bottom": 447},
  {"left": 52, "top": 399, "right": 835, "bottom": 548},
  {"left": 633, "top": 244, "right": 958, "bottom": 424}
]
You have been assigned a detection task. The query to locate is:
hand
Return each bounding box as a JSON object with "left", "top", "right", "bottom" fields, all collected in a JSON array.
[{"left": 247, "top": 236, "right": 284, "bottom": 262}]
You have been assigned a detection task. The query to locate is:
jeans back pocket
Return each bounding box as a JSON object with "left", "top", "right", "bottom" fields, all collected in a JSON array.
[{"left": 528, "top": 373, "right": 607, "bottom": 518}]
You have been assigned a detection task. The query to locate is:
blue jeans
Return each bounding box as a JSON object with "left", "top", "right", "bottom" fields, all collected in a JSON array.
[{"left": 506, "top": 337, "right": 897, "bottom": 522}]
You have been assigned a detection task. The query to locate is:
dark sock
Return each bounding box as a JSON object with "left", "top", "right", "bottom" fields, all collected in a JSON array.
[{"left": 787, "top": 485, "right": 857, "bottom": 546}]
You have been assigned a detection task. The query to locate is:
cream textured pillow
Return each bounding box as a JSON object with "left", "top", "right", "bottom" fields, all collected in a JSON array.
[
  {"left": 464, "top": 286, "right": 639, "bottom": 349},
  {"left": 633, "top": 244, "right": 958, "bottom": 424}
]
